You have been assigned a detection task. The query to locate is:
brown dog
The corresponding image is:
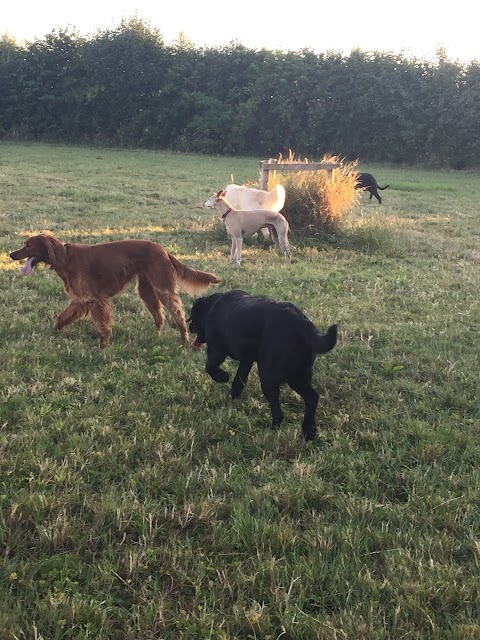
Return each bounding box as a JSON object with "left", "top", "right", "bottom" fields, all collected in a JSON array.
[{"left": 10, "top": 233, "right": 221, "bottom": 347}]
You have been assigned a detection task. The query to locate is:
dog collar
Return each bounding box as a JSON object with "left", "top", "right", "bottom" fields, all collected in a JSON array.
[{"left": 222, "top": 208, "right": 232, "bottom": 219}]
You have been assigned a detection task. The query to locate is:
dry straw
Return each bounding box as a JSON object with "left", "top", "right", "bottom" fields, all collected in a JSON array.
[{"left": 271, "top": 152, "right": 360, "bottom": 233}]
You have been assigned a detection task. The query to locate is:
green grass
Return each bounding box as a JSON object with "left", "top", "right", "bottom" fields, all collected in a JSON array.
[
  {"left": 390, "top": 182, "right": 457, "bottom": 193},
  {"left": 0, "top": 143, "right": 479, "bottom": 639}
]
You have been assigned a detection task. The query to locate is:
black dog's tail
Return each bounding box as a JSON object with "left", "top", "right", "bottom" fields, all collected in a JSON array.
[
  {"left": 299, "top": 320, "right": 338, "bottom": 354},
  {"left": 378, "top": 184, "right": 390, "bottom": 190}
]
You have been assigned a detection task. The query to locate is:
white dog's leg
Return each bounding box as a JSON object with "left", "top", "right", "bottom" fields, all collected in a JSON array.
[
  {"left": 270, "top": 227, "right": 281, "bottom": 254},
  {"left": 230, "top": 237, "right": 236, "bottom": 262},
  {"left": 279, "top": 236, "right": 291, "bottom": 262},
  {"left": 272, "top": 222, "right": 291, "bottom": 263},
  {"left": 235, "top": 237, "right": 243, "bottom": 265}
]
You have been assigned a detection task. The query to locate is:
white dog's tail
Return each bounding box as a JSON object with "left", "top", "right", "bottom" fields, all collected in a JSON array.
[{"left": 269, "top": 184, "right": 286, "bottom": 212}]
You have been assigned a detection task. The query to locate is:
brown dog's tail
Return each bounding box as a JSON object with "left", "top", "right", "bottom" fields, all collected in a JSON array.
[{"left": 168, "top": 253, "right": 222, "bottom": 296}]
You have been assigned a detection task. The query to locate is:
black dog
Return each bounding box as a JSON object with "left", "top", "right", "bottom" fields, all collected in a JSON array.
[
  {"left": 356, "top": 172, "right": 389, "bottom": 204},
  {"left": 188, "top": 290, "right": 337, "bottom": 440}
]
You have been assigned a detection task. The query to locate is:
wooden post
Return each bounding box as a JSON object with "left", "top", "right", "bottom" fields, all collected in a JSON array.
[
  {"left": 259, "top": 160, "right": 342, "bottom": 189},
  {"left": 260, "top": 160, "right": 275, "bottom": 190}
]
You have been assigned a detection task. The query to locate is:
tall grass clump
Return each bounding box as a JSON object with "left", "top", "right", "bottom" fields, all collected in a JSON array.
[{"left": 274, "top": 153, "right": 359, "bottom": 233}]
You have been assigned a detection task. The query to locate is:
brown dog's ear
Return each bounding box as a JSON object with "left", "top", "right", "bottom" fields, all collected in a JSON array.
[{"left": 40, "top": 234, "right": 67, "bottom": 269}]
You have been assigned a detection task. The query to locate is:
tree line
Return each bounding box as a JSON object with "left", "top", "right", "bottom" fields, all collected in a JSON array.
[{"left": 1, "top": 18, "right": 479, "bottom": 167}]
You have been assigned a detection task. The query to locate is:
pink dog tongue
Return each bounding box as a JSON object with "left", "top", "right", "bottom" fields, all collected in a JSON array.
[
  {"left": 191, "top": 337, "right": 203, "bottom": 349},
  {"left": 21, "top": 257, "right": 35, "bottom": 276}
]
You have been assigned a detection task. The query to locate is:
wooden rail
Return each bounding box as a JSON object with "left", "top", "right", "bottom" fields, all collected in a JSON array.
[{"left": 259, "top": 160, "right": 342, "bottom": 190}]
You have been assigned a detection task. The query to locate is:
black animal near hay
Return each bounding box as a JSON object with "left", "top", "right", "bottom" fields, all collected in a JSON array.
[{"left": 356, "top": 172, "right": 390, "bottom": 204}]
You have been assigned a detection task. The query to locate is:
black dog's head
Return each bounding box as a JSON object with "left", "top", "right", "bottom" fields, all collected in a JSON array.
[
  {"left": 188, "top": 292, "right": 226, "bottom": 348},
  {"left": 188, "top": 297, "right": 208, "bottom": 348}
]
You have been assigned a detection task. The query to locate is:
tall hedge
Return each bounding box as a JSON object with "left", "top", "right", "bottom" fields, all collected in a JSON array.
[{"left": 1, "top": 19, "right": 479, "bottom": 167}]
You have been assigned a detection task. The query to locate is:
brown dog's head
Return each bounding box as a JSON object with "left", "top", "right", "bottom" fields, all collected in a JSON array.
[{"left": 10, "top": 233, "right": 67, "bottom": 275}]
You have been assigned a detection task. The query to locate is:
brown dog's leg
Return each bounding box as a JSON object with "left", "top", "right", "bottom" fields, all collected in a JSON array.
[
  {"left": 89, "top": 299, "right": 114, "bottom": 348},
  {"left": 54, "top": 302, "right": 88, "bottom": 330},
  {"left": 157, "top": 291, "right": 188, "bottom": 343},
  {"left": 137, "top": 276, "right": 165, "bottom": 331}
]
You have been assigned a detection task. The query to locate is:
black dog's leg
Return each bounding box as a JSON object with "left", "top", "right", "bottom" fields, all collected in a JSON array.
[
  {"left": 231, "top": 360, "right": 254, "bottom": 399},
  {"left": 288, "top": 376, "right": 319, "bottom": 441},
  {"left": 370, "top": 187, "right": 381, "bottom": 204},
  {"left": 206, "top": 346, "right": 229, "bottom": 383},
  {"left": 259, "top": 369, "right": 284, "bottom": 429}
]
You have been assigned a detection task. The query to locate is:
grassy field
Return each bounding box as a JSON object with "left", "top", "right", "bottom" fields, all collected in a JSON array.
[{"left": 0, "top": 142, "right": 479, "bottom": 639}]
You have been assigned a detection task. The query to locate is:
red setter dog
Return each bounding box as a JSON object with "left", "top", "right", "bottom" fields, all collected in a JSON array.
[{"left": 10, "top": 233, "right": 221, "bottom": 348}]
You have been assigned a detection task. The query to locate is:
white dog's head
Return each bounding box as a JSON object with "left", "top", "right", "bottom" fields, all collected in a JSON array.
[
  {"left": 203, "top": 194, "right": 216, "bottom": 208},
  {"left": 203, "top": 190, "right": 226, "bottom": 209}
]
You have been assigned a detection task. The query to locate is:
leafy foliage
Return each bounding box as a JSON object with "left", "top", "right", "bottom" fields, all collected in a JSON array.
[{"left": 1, "top": 22, "right": 480, "bottom": 165}]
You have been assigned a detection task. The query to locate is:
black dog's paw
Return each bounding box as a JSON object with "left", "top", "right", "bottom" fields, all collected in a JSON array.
[
  {"left": 269, "top": 412, "right": 284, "bottom": 430},
  {"left": 302, "top": 421, "right": 317, "bottom": 441},
  {"left": 231, "top": 382, "right": 244, "bottom": 399},
  {"left": 208, "top": 368, "right": 230, "bottom": 383}
]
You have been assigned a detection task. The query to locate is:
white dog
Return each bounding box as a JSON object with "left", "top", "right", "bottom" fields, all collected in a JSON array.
[
  {"left": 204, "top": 190, "right": 291, "bottom": 265},
  {"left": 204, "top": 183, "right": 285, "bottom": 239},
  {"left": 222, "top": 183, "right": 286, "bottom": 211}
]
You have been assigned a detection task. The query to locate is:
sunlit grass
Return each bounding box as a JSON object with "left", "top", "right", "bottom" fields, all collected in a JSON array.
[{"left": 9, "top": 225, "right": 175, "bottom": 240}]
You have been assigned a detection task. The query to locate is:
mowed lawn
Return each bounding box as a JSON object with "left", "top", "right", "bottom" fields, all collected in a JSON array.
[{"left": 0, "top": 142, "right": 479, "bottom": 639}]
